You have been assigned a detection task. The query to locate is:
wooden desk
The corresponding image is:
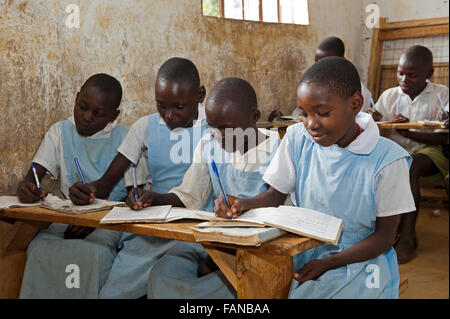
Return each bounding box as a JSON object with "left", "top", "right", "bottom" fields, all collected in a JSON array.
[
  {"left": 376, "top": 122, "right": 446, "bottom": 130},
  {"left": 0, "top": 206, "right": 321, "bottom": 299},
  {"left": 272, "top": 117, "right": 302, "bottom": 138}
]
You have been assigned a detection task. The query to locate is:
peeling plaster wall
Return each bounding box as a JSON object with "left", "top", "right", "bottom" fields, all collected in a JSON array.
[
  {"left": 0, "top": 0, "right": 364, "bottom": 193},
  {"left": 359, "top": 0, "right": 449, "bottom": 85}
]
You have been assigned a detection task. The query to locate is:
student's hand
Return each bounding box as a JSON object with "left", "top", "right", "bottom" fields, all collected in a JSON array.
[
  {"left": 64, "top": 225, "right": 95, "bottom": 239},
  {"left": 366, "top": 109, "right": 383, "bottom": 122},
  {"left": 293, "top": 259, "right": 330, "bottom": 285},
  {"left": 127, "top": 189, "right": 156, "bottom": 210},
  {"left": 16, "top": 181, "right": 47, "bottom": 203},
  {"left": 69, "top": 182, "right": 96, "bottom": 205},
  {"left": 214, "top": 195, "right": 249, "bottom": 219}
]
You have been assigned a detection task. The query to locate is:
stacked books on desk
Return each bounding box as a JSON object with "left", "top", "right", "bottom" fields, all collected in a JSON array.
[{"left": 100, "top": 205, "right": 343, "bottom": 246}]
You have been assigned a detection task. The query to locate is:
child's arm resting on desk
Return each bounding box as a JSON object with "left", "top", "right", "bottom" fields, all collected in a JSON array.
[
  {"left": 293, "top": 215, "right": 398, "bottom": 284},
  {"left": 17, "top": 162, "right": 48, "bottom": 203}
]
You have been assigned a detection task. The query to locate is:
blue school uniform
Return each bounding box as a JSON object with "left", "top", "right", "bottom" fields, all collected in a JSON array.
[
  {"left": 285, "top": 123, "right": 411, "bottom": 299},
  {"left": 99, "top": 113, "right": 209, "bottom": 299},
  {"left": 20, "top": 120, "right": 128, "bottom": 298},
  {"left": 147, "top": 132, "right": 280, "bottom": 299}
]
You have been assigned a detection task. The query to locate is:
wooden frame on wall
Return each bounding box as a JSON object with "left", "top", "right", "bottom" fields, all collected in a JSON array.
[{"left": 367, "top": 17, "right": 449, "bottom": 100}]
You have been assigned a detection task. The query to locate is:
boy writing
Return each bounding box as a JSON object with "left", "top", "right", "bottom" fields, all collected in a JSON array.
[
  {"left": 17, "top": 73, "right": 143, "bottom": 298},
  {"left": 369, "top": 45, "right": 449, "bottom": 263},
  {"left": 140, "top": 77, "right": 281, "bottom": 298},
  {"left": 70, "top": 58, "right": 210, "bottom": 298}
]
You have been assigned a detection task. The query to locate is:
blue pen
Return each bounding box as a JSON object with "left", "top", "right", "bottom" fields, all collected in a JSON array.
[
  {"left": 437, "top": 93, "right": 448, "bottom": 116},
  {"left": 73, "top": 157, "right": 86, "bottom": 184},
  {"left": 132, "top": 163, "right": 139, "bottom": 205},
  {"left": 211, "top": 160, "right": 233, "bottom": 218},
  {"left": 31, "top": 164, "right": 44, "bottom": 201},
  {"left": 370, "top": 96, "right": 376, "bottom": 109}
]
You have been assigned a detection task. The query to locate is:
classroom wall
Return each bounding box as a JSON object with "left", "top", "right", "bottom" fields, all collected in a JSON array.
[
  {"left": 0, "top": 0, "right": 364, "bottom": 194},
  {"left": 359, "top": 0, "right": 449, "bottom": 85}
]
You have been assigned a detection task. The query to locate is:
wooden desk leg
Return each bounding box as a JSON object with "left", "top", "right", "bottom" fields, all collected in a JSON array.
[
  {"left": 0, "top": 220, "right": 49, "bottom": 298},
  {"left": 203, "top": 245, "right": 237, "bottom": 291},
  {"left": 236, "top": 248, "right": 293, "bottom": 299}
]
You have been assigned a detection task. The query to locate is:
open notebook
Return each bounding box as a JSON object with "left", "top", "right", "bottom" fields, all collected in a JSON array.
[
  {"left": 100, "top": 205, "right": 343, "bottom": 245},
  {"left": 0, "top": 194, "right": 61, "bottom": 209},
  {"left": 40, "top": 197, "right": 125, "bottom": 214},
  {"left": 195, "top": 206, "right": 343, "bottom": 245},
  {"left": 99, "top": 206, "right": 216, "bottom": 224}
]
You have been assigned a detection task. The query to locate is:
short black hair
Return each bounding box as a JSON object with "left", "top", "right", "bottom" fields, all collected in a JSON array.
[
  {"left": 403, "top": 45, "right": 433, "bottom": 69},
  {"left": 80, "top": 73, "right": 122, "bottom": 109},
  {"left": 207, "top": 77, "right": 258, "bottom": 111},
  {"left": 157, "top": 57, "right": 200, "bottom": 89},
  {"left": 317, "top": 36, "right": 345, "bottom": 57},
  {"left": 299, "top": 56, "right": 361, "bottom": 99}
]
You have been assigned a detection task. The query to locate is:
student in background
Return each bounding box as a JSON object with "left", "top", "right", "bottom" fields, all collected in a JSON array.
[
  {"left": 291, "top": 36, "right": 373, "bottom": 116},
  {"left": 368, "top": 45, "right": 449, "bottom": 264},
  {"left": 17, "top": 73, "right": 145, "bottom": 298},
  {"left": 218, "top": 57, "right": 415, "bottom": 298},
  {"left": 140, "top": 77, "right": 281, "bottom": 298},
  {"left": 69, "top": 57, "right": 210, "bottom": 298}
]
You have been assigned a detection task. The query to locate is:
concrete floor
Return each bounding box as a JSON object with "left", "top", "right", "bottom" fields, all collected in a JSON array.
[{"left": 399, "top": 200, "right": 449, "bottom": 299}]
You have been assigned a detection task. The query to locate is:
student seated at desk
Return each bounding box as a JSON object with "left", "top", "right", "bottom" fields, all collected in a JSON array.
[
  {"left": 70, "top": 57, "right": 209, "bottom": 298},
  {"left": 217, "top": 57, "right": 415, "bottom": 299},
  {"left": 291, "top": 36, "right": 373, "bottom": 116},
  {"left": 135, "top": 77, "right": 281, "bottom": 299},
  {"left": 368, "top": 45, "right": 449, "bottom": 264},
  {"left": 16, "top": 73, "right": 147, "bottom": 298}
]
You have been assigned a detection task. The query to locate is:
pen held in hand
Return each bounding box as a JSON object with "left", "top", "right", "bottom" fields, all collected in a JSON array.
[
  {"left": 132, "top": 163, "right": 139, "bottom": 208},
  {"left": 211, "top": 160, "right": 234, "bottom": 219},
  {"left": 370, "top": 96, "right": 376, "bottom": 109},
  {"left": 437, "top": 93, "right": 448, "bottom": 116},
  {"left": 31, "top": 163, "right": 44, "bottom": 201},
  {"left": 74, "top": 157, "right": 87, "bottom": 184}
]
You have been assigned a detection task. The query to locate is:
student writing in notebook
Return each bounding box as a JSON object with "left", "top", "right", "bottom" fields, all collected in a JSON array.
[
  {"left": 71, "top": 58, "right": 210, "bottom": 298},
  {"left": 216, "top": 57, "right": 415, "bottom": 298},
  {"left": 368, "top": 45, "right": 449, "bottom": 263},
  {"left": 17, "top": 74, "right": 145, "bottom": 298},
  {"left": 135, "top": 77, "right": 281, "bottom": 298}
]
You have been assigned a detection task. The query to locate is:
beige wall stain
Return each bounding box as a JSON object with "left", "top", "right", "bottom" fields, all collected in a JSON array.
[{"left": 0, "top": 0, "right": 366, "bottom": 193}]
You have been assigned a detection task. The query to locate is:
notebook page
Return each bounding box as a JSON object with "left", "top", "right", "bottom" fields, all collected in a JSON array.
[
  {"left": 0, "top": 194, "right": 61, "bottom": 209},
  {"left": 100, "top": 205, "right": 172, "bottom": 223},
  {"left": 264, "top": 206, "right": 342, "bottom": 243}
]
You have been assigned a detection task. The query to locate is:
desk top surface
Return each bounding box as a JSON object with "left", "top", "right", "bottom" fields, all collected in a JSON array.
[
  {"left": 376, "top": 122, "right": 447, "bottom": 130},
  {"left": 0, "top": 206, "right": 321, "bottom": 257},
  {"left": 271, "top": 119, "right": 448, "bottom": 131}
]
